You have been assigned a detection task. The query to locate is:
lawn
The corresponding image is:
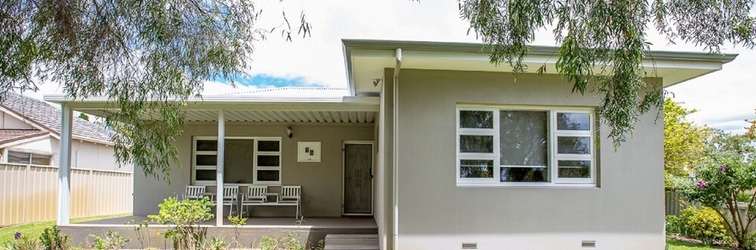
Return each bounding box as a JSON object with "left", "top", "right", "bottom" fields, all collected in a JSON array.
[
  {"left": 667, "top": 238, "right": 730, "bottom": 250},
  {"left": 0, "top": 213, "right": 130, "bottom": 243}
]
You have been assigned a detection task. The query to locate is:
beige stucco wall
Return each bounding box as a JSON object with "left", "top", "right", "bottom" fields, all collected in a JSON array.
[
  {"left": 133, "top": 122, "right": 375, "bottom": 217},
  {"left": 50, "top": 138, "right": 131, "bottom": 171},
  {"left": 392, "top": 69, "right": 664, "bottom": 250},
  {"left": 0, "top": 111, "right": 34, "bottom": 129}
]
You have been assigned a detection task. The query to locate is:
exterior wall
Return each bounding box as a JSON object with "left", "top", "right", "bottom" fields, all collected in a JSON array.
[
  {"left": 133, "top": 122, "right": 374, "bottom": 216},
  {"left": 7, "top": 137, "right": 53, "bottom": 155},
  {"left": 0, "top": 111, "right": 34, "bottom": 129},
  {"left": 50, "top": 138, "right": 132, "bottom": 171},
  {"left": 393, "top": 69, "right": 664, "bottom": 250}
]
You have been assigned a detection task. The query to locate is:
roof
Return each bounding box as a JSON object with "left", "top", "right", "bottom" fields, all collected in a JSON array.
[
  {"left": 342, "top": 39, "right": 738, "bottom": 96},
  {"left": 0, "top": 129, "right": 48, "bottom": 146},
  {"left": 223, "top": 87, "right": 349, "bottom": 97},
  {"left": 0, "top": 92, "right": 111, "bottom": 143}
]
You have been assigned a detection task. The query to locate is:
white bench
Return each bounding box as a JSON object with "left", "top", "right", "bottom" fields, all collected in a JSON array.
[{"left": 242, "top": 185, "right": 301, "bottom": 218}]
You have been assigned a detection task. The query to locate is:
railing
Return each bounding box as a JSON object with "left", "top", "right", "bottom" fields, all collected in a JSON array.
[{"left": 0, "top": 163, "right": 132, "bottom": 226}]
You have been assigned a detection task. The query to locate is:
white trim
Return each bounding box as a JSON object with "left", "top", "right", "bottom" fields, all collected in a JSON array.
[
  {"left": 191, "top": 136, "right": 282, "bottom": 186},
  {"left": 215, "top": 110, "right": 225, "bottom": 226},
  {"left": 455, "top": 105, "right": 597, "bottom": 187},
  {"left": 342, "top": 140, "right": 375, "bottom": 216}
]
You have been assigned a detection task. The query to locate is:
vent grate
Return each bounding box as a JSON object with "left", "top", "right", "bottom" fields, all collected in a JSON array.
[
  {"left": 582, "top": 240, "right": 596, "bottom": 248},
  {"left": 461, "top": 242, "right": 477, "bottom": 249}
]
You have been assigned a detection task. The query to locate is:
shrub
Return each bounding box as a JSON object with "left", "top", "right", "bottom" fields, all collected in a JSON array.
[
  {"left": 666, "top": 215, "right": 682, "bottom": 234},
  {"left": 679, "top": 207, "right": 731, "bottom": 245},
  {"left": 39, "top": 226, "right": 70, "bottom": 250},
  {"left": 89, "top": 230, "right": 130, "bottom": 250},
  {"left": 148, "top": 197, "right": 214, "bottom": 250},
  {"left": 4, "top": 232, "right": 42, "bottom": 250}
]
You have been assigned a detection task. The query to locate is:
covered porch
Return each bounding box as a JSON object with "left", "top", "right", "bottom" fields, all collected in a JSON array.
[{"left": 45, "top": 91, "right": 381, "bottom": 228}]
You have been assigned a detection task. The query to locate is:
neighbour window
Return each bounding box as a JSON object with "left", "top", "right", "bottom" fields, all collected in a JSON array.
[
  {"left": 192, "top": 137, "right": 282, "bottom": 185},
  {"left": 457, "top": 106, "right": 596, "bottom": 186},
  {"left": 7, "top": 151, "right": 51, "bottom": 165}
]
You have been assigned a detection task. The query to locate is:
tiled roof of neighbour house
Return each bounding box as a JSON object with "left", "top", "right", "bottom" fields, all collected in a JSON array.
[
  {"left": 0, "top": 129, "right": 49, "bottom": 146},
  {"left": 0, "top": 92, "right": 111, "bottom": 143}
]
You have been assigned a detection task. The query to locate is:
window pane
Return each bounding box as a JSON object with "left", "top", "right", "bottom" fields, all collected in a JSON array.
[
  {"left": 460, "top": 160, "right": 494, "bottom": 178},
  {"left": 196, "top": 170, "right": 216, "bottom": 181},
  {"left": 196, "top": 140, "right": 218, "bottom": 151},
  {"left": 8, "top": 152, "right": 30, "bottom": 164},
  {"left": 196, "top": 155, "right": 217, "bottom": 166},
  {"left": 557, "top": 136, "right": 591, "bottom": 154},
  {"left": 500, "top": 111, "right": 548, "bottom": 166},
  {"left": 257, "top": 170, "right": 280, "bottom": 182},
  {"left": 258, "top": 141, "right": 280, "bottom": 152},
  {"left": 257, "top": 155, "right": 280, "bottom": 167},
  {"left": 557, "top": 113, "right": 590, "bottom": 130},
  {"left": 460, "top": 135, "right": 494, "bottom": 153},
  {"left": 460, "top": 111, "right": 493, "bottom": 129},
  {"left": 558, "top": 160, "right": 591, "bottom": 178},
  {"left": 31, "top": 155, "right": 50, "bottom": 165},
  {"left": 500, "top": 167, "right": 548, "bottom": 182}
]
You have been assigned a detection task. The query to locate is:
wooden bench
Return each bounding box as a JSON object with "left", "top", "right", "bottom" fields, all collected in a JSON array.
[{"left": 242, "top": 185, "right": 301, "bottom": 218}]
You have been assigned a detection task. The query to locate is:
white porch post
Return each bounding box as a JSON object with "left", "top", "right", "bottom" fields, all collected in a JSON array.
[
  {"left": 57, "top": 103, "right": 73, "bottom": 225},
  {"left": 215, "top": 109, "right": 225, "bottom": 226}
]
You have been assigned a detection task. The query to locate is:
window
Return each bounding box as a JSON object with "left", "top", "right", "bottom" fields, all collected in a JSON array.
[
  {"left": 192, "top": 137, "right": 282, "bottom": 185},
  {"left": 7, "top": 151, "right": 51, "bottom": 165},
  {"left": 457, "top": 106, "right": 596, "bottom": 186}
]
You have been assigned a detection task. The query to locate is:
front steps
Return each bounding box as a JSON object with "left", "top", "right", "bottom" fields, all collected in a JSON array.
[{"left": 323, "top": 234, "right": 379, "bottom": 250}]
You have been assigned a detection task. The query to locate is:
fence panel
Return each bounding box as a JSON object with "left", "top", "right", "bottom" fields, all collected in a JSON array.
[
  {"left": 666, "top": 188, "right": 685, "bottom": 216},
  {"left": 0, "top": 164, "right": 132, "bottom": 226}
]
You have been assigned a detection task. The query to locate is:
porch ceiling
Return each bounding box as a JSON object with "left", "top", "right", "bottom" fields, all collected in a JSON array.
[{"left": 188, "top": 110, "right": 376, "bottom": 123}]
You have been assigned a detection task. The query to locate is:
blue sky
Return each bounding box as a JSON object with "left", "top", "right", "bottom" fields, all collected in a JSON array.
[{"left": 29, "top": 0, "right": 756, "bottom": 134}]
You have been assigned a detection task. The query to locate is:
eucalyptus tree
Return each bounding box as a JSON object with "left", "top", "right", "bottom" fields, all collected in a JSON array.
[
  {"left": 458, "top": 0, "right": 756, "bottom": 147},
  {"left": 0, "top": 0, "right": 310, "bottom": 180}
]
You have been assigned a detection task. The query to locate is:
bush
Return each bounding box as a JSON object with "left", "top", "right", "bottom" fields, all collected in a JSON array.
[
  {"left": 148, "top": 197, "right": 214, "bottom": 250},
  {"left": 40, "top": 226, "right": 70, "bottom": 250},
  {"left": 666, "top": 215, "right": 682, "bottom": 234},
  {"left": 679, "top": 207, "right": 731, "bottom": 245}
]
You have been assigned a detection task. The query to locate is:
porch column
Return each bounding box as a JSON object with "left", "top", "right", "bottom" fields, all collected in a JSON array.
[
  {"left": 57, "top": 103, "right": 73, "bottom": 225},
  {"left": 216, "top": 109, "right": 225, "bottom": 226}
]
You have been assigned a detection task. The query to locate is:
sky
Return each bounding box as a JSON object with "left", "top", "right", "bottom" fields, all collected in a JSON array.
[{"left": 25, "top": 0, "right": 756, "bottom": 134}]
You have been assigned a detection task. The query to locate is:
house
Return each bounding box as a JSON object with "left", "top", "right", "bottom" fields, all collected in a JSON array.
[
  {"left": 45, "top": 40, "right": 736, "bottom": 249},
  {"left": 0, "top": 92, "right": 133, "bottom": 226}
]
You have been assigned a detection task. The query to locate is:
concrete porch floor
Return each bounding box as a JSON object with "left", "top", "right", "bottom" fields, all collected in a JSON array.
[{"left": 61, "top": 215, "right": 377, "bottom": 249}]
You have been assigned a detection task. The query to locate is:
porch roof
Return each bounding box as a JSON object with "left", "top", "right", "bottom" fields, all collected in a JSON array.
[{"left": 43, "top": 94, "right": 379, "bottom": 123}]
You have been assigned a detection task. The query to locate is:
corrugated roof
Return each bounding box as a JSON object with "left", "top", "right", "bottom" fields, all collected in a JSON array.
[{"left": 0, "top": 92, "right": 111, "bottom": 142}]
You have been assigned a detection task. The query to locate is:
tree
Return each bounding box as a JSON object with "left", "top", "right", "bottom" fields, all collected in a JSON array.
[
  {"left": 1, "top": 0, "right": 310, "bottom": 180},
  {"left": 664, "top": 98, "right": 708, "bottom": 186},
  {"left": 748, "top": 110, "right": 756, "bottom": 139},
  {"left": 677, "top": 131, "right": 756, "bottom": 249},
  {"left": 459, "top": 0, "right": 756, "bottom": 147}
]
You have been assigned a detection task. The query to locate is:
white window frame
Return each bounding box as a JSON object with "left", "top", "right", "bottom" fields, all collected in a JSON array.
[
  {"left": 456, "top": 105, "right": 597, "bottom": 187},
  {"left": 191, "top": 136, "right": 282, "bottom": 185}
]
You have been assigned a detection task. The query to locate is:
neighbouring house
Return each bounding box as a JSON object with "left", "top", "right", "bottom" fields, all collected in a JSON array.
[
  {"left": 45, "top": 40, "right": 736, "bottom": 250},
  {"left": 0, "top": 92, "right": 132, "bottom": 226}
]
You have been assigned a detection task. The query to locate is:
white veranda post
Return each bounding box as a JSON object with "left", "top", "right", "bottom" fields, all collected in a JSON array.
[
  {"left": 216, "top": 110, "right": 225, "bottom": 226},
  {"left": 57, "top": 103, "right": 73, "bottom": 225}
]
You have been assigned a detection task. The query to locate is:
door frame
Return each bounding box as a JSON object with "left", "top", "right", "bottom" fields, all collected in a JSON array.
[{"left": 342, "top": 140, "right": 375, "bottom": 216}]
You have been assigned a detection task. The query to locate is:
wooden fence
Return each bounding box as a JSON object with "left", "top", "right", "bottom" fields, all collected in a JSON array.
[{"left": 0, "top": 163, "right": 132, "bottom": 226}]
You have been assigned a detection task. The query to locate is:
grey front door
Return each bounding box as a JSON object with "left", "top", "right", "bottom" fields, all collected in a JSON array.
[{"left": 343, "top": 143, "right": 373, "bottom": 215}]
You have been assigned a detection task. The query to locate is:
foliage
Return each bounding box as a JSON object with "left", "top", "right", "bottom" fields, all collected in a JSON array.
[
  {"left": 89, "top": 230, "right": 130, "bottom": 250},
  {"left": 0, "top": 214, "right": 129, "bottom": 244},
  {"left": 748, "top": 110, "right": 756, "bottom": 139},
  {"left": 148, "top": 197, "right": 214, "bottom": 249},
  {"left": 0, "top": 0, "right": 311, "bottom": 181},
  {"left": 458, "top": 0, "right": 755, "bottom": 147},
  {"left": 257, "top": 219, "right": 322, "bottom": 250},
  {"left": 664, "top": 98, "right": 709, "bottom": 186},
  {"left": 228, "top": 215, "right": 247, "bottom": 248},
  {"left": 678, "top": 207, "right": 731, "bottom": 246},
  {"left": 205, "top": 237, "right": 226, "bottom": 250},
  {"left": 3, "top": 234, "right": 42, "bottom": 250},
  {"left": 126, "top": 219, "right": 150, "bottom": 249},
  {"left": 667, "top": 237, "right": 728, "bottom": 250},
  {"left": 39, "top": 226, "right": 69, "bottom": 250},
  {"left": 668, "top": 214, "right": 683, "bottom": 234},
  {"left": 676, "top": 131, "right": 756, "bottom": 249}
]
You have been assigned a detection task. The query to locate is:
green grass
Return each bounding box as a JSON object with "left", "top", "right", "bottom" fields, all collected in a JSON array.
[
  {"left": 667, "top": 238, "right": 729, "bottom": 250},
  {"left": 0, "top": 213, "right": 130, "bottom": 243}
]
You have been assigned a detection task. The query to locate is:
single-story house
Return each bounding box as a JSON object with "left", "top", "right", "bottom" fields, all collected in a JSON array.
[{"left": 45, "top": 39, "right": 736, "bottom": 249}]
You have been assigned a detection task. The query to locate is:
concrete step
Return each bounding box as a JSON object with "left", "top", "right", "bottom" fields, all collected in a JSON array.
[
  {"left": 323, "top": 245, "right": 380, "bottom": 250},
  {"left": 324, "top": 234, "right": 378, "bottom": 246}
]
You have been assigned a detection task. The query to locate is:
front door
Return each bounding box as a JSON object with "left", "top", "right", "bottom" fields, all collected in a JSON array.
[{"left": 343, "top": 142, "right": 373, "bottom": 215}]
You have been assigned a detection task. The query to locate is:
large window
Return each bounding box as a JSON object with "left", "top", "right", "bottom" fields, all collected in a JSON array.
[
  {"left": 192, "top": 137, "right": 282, "bottom": 185},
  {"left": 457, "top": 106, "right": 596, "bottom": 186}
]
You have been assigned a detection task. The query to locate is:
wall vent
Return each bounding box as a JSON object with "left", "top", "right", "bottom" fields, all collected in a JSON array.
[
  {"left": 461, "top": 242, "right": 477, "bottom": 249},
  {"left": 581, "top": 240, "right": 596, "bottom": 248}
]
